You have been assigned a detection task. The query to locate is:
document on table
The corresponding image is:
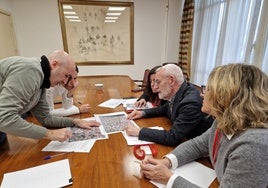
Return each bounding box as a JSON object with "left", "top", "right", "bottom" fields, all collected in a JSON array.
[
  {"left": 42, "top": 139, "right": 96, "bottom": 153},
  {"left": 122, "top": 98, "right": 154, "bottom": 112},
  {"left": 68, "top": 117, "right": 108, "bottom": 142},
  {"left": 0, "top": 159, "right": 72, "bottom": 188},
  {"left": 122, "top": 98, "right": 138, "bottom": 105},
  {"left": 150, "top": 161, "right": 216, "bottom": 188},
  {"left": 94, "top": 111, "right": 129, "bottom": 134},
  {"left": 98, "top": 98, "right": 124, "bottom": 108},
  {"left": 97, "top": 98, "right": 153, "bottom": 109},
  {"left": 122, "top": 126, "right": 163, "bottom": 145},
  {"left": 68, "top": 126, "right": 108, "bottom": 142},
  {"left": 122, "top": 131, "right": 154, "bottom": 145}
]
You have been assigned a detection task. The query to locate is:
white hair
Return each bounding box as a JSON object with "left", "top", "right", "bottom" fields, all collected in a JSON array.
[{"left": 158, "top": 64, "right": 184, "bottom": 83}]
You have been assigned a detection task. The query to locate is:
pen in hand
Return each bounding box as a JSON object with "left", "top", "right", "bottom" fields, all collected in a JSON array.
[{"left": 43, "top": 152, "right": 68, "bottom": 160}]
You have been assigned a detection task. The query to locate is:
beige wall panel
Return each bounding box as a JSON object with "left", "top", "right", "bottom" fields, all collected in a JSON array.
[{"left": 0, "top": 10, "right": 18, "bottom": 59}]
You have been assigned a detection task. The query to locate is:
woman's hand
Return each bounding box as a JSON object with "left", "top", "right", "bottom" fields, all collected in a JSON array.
[
  {"left": 140, "top": 157, "right": 173, "bottom": 185},
  {"left": 135, "top": 99, "right": 147, "bottom": 108}
]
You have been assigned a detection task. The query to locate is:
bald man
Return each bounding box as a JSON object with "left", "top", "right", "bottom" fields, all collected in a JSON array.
[{"left": 0, "top": 50, "right": 99, "bottom": 144}]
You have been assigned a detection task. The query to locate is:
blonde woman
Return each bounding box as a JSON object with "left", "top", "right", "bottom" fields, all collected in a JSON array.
[{"left": 139, "top": 63, "right": 268, "bottom": 187}]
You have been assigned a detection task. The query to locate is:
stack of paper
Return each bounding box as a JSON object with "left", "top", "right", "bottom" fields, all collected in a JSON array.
[{"left": 1, "top": 159, "right": 72, "bottom": 188}]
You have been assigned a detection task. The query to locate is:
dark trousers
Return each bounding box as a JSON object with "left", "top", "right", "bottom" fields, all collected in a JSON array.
[{"left": 0, "top": 131, "right": 7, "bottom": 144}]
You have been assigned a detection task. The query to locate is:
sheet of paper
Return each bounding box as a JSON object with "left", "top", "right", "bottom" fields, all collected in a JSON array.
[
  {"left": 122, "top": 99, "right": 153, "bottom": 112},
  {"left": 94, "top": 111, "right": 154, "bottom": 144},
  {"left": 94, "top": 111, "right": 129, "bottom": 134},
  {"left": 1, "top": 159, "right": 72, "bottom": 188},
  {"left": 150, "top": 161, "right": 216, "bottom": 188},
  {"left": 122, "top": 98, "right": 138, "bottom": 104},
  {"left": 98, "top": 98, "right": 124, "bottom": 108},
  {"left": 122, "top": 131, "right": 155, "bottom": 145},
  {"left": 122, "top": 126, "right": 163, "bottom": 145},
  {"left": 68, "top": 126, "right": 108, "bottom": 142},
  {"left": 67, "top": 117, "right": 108, "bottom": 142},
  {"left": 42, "top": 139, "right": 96, "bottom": 153}
]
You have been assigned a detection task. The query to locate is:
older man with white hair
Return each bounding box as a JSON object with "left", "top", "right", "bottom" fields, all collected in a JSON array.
[{"left": 125, "top": 64, "right": 213, "bottom": 146}]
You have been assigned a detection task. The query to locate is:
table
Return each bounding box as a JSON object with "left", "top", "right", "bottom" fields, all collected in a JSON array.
[{"left": 0, "top": 75, "right": 219, "bottom": 187}]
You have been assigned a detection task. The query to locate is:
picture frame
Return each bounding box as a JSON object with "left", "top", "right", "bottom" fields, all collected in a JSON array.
[{"left": 58, "top": 0, "right": 134, "bottom": 65}]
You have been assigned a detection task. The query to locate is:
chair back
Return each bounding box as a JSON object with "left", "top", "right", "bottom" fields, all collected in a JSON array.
[
  {"left": 132, "top": 69, "right": 150, "bottom": 92},
  {"left": 141, "top": 69, "right": 150, "bottom": 88}
]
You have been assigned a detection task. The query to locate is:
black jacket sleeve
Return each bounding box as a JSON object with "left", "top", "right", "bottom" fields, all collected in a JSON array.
[{"left": 137, "top": 89, "right": 151, "bottom": 102}]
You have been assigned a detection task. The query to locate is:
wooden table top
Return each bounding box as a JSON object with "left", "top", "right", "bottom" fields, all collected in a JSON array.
[{"left": 0, "top": 75, "right": 219, "bottom": 188}]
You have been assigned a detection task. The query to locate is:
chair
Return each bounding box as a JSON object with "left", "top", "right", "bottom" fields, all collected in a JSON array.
[
  {"left": 192, "top": 83, "right": 201, "bottom": 91},
  {"left": 187, "top": 80, "right": 200, "bottom": 90},
  {"left": 132, "top": 69, "right": 150, "bottom": 92},
  {"left": 189, "top": 82, "right": 205, "bottom": 94}
]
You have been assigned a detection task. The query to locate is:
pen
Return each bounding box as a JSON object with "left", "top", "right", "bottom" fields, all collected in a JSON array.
[
  {"left": 69, "top": 177, "right": 74, "bottom": 183},
  {"left": 43, "top": 152, "right": 68, "bottom": 160},
  {"left": 77, "top": 101, "right": 82, "bottom": 105},
  {"left": 123, "top": 97, "right": 136, "bottom": 99}
]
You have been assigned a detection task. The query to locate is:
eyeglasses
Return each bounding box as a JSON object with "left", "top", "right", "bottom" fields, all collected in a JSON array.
[
  {"left": 154, "top": 76, "right": 170, "bottom": 86},
  {"left": 201, "top": 85, "right": 206, "bottom": 94},
  {"left": 149, "top": 79, "right": 155, "bottom": 83}
]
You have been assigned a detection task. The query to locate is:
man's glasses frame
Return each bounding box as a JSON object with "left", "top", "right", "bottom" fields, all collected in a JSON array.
[{"left": 201, "top": 85, "right": 206, "bottom": 94}]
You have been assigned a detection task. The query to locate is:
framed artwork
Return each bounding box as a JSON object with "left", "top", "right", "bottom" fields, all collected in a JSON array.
[{"left": 58, "top": 0, "right": 134, "bottom": 65}]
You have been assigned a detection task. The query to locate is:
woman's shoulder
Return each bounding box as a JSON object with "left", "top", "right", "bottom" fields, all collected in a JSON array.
[
  {"left": 235, "top": 127, "right": 268, "bottom": 145},
  {"left": 243, "top": 127, "right": 268, "bottom": 135}
]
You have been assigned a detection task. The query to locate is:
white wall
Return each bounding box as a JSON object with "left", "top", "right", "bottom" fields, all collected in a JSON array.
[
  {"left": 0, "top": 0, "right": 183, "bottom": 80},
  {"left": 0, "top": 0, "right": 12, "bottom": 12}
]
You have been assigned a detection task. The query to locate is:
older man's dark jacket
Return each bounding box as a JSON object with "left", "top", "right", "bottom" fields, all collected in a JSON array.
[{"left": 139, "top": 81, "right": 213, "bottom": 146}]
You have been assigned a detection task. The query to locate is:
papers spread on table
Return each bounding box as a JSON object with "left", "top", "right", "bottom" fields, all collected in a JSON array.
[
  {"left": 94, "top": 111, "right": 165, "bottom": 145},
  {"left": 42, "top": 112, "right": 163, "bottom": 152},
  {"left": 42, "top": 117, "right": 108, "bottom": 153},
  {"left": 150, "top": 161, "right": 216, "bottom": 188},
  {"left": 0, "top": 159, "right": 72, "bottom": 188}
]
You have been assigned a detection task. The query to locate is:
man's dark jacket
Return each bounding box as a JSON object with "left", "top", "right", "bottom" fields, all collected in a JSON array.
[{"left": 139, "top": 81, "right": 213, "bottom": 146}]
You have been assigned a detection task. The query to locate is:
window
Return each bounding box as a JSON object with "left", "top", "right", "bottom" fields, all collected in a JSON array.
[{"left": 191, "top": 0, "right": 267, "bottom": 85}]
